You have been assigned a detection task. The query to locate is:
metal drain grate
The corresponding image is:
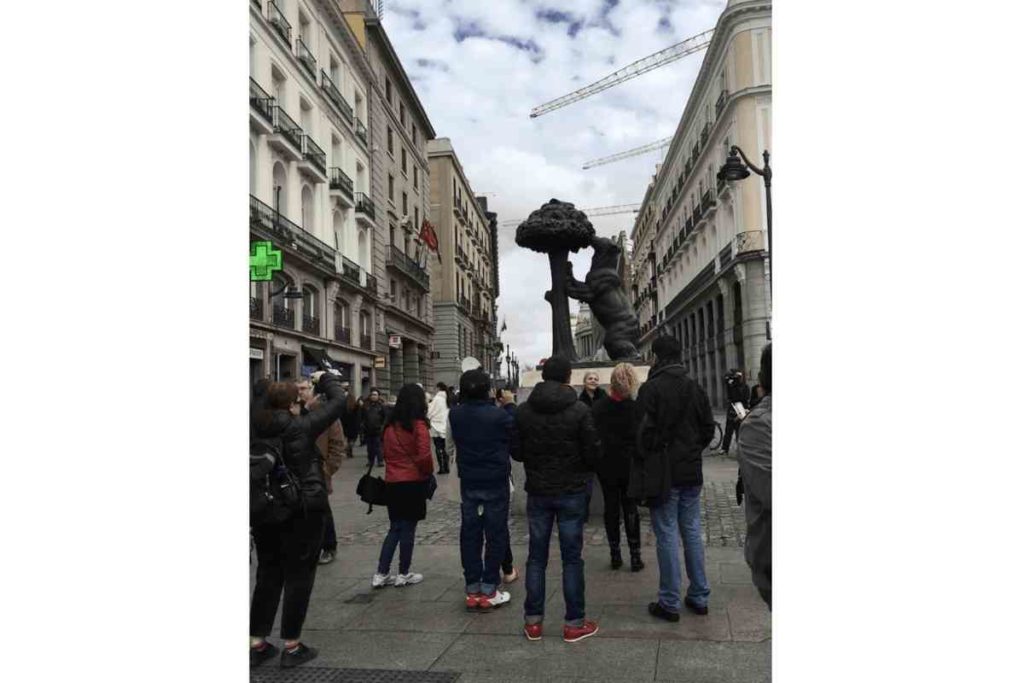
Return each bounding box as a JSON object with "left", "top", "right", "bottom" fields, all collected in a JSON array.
[{"left": 250, "top": 667, "right": 459, "bottom": 683}]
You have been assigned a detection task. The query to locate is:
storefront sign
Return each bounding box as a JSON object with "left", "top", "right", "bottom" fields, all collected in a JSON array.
[
  {"left": 388, "top": 335, "right": 402, "bottom": 349},
  {"left": 374, "top": 356, "right": 387, "bottom": 368},
  {"left": 250, "top": 348, "right": 265, "bottom": 360}
]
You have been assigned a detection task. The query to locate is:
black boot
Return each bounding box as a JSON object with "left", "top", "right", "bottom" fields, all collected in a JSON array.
[
  {"left": 610, "top": 546, "right": 623, "bottom": 570},
  {"left": 625, "top": 509, "right": 644, "bottom": 571},
  {"left": 630, "top": 550, "right": 645, "bottom": 572}
]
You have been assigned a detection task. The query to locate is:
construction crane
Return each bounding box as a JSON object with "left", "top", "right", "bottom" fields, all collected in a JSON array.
[
  {"left": 530, "top": 28, "right": 714, "bottom": 118},
  {"left": 499, "top": 203, "right": 641, "bottom": 228},
  {"left": 582, "top": 137, "right": 673, "bottom": 170}
]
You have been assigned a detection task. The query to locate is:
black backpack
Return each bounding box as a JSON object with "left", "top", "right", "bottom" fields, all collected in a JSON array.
[{"left": 250, "top": 435, "right": 302, "bottom": 525}]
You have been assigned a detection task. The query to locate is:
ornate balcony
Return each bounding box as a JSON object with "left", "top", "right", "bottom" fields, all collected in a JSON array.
[
  {"left": 249, "top": 78, "right": 274, "bottom": 134},
  {"left": 320, "top": 71, "right": 353, "bottom": 123},
  {"left": 268, "top": 1, "right": 291, "bottom": 46},
  {"left": 329, "top": 167, "right": 354, "bottom": 206},
  {"left": 295, "top": 37, "right": 317, "bottom": 80},
  {"left": 335, "top": 325, "right": 351, "bottom": 344},
  {"left": 299, "top": 135, "right": 327, "bottom": 182},
  {"left": 387, "top": 245, "right": 429, "bottom": 292},
  {"left": 273, "top": 303, "right": 295, "bottom": 328},
  {"left": 360, "top": 334, "right": 372, "bottom": 350},
  {"left": 249, "top": 194, "right": 336, "bottom": 272},
  {"left": 268, "top": 105, "right": 303, "bottom": 160},
  {"left": 355, "top": 119, "right": 368, "bottom": 145},
  {"left": 364, "top": 273, "right": 378, "bottom": 298},
  {"left": 354, "top": 192, "right": 375, "bottom": 226},
  {"left": 302, "top": 314, "right": 320, "bottom": 335}
]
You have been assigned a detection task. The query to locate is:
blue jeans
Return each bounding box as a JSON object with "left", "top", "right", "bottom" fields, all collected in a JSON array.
[
  {"left": 650, "top": 485, "right": 710, "bottom": 611},
  {"left": 524, "top": 492, "right": 587, "bottom": 626},
  {"left": 460, "top": 485, "right": 510, "bottom": 595},
  {"left": 377, "top": 519, "right": 417, "bottom": 575},
  {"left": 366, "top": 434, "right": 383, "bottom": 467}
]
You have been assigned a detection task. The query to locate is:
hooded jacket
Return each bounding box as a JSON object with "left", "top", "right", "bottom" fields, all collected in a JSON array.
[
  {"left": 449, "top": 400, "right": 515, "bottom": 488},
  {"left": 512, "top": 380, "right": 601, "bottom": 496},
  {"left": 251, "top": 374, "right": 347, "bottom": 513},
  {"left": 632, "top": 361, "right": 715, "bottom": 502}
]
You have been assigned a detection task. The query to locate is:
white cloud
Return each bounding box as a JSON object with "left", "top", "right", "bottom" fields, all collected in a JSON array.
[{"left": 385, "top": 0, "right": 727, "bottom": 368}]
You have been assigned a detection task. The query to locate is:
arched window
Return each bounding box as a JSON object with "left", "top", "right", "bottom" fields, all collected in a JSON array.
[
  {"left": 272, "top": 162, "right": 288, "bottom": 216},
  {"left": 301, "top": 184, "right": 314, "bottom": 233},
  {"left": 333, "top": 210, "right": 345, "bottom": 253},
  {"left": 358, "top": 228, "right": 369, "bottom": 269},
  {"left": 335, "top": 299, "right": 351, "bottom": 343},
  {"left": 302, "top": 285, "right": 320, "bottom": 335},
  {"left": 359, "top": 310, "right": 370, "bottom": 342}
]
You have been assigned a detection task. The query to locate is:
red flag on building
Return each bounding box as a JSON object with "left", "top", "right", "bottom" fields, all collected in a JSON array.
[{"left": 420, "top": 220, "right": 439, "bottom": 262}]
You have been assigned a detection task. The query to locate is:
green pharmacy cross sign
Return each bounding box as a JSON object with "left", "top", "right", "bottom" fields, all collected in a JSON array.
[{"left": 250, "top": 241, "right": 283, "bottom": 281}]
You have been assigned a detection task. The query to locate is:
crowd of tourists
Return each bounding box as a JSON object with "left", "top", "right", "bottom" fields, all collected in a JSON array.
[{"left": 249, "top": 337, "right": 773, "bottom": 669}]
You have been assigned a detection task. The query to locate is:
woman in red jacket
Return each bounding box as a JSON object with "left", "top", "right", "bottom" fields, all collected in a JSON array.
[{"left": 372, "top": 383, "right": 435, "bottom": 588}]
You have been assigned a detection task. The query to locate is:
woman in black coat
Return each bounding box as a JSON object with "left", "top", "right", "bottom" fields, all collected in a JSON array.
[
  {"left": 590, "top": 363, "right": 645, "bottom": 572},
  {"left": 249, "top": 371, "right": 347, "bottom": 669}
]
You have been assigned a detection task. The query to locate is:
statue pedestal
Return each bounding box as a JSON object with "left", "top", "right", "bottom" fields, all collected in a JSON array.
[{"left": 510, "top": 361, "right": 651, "bottom": 517}]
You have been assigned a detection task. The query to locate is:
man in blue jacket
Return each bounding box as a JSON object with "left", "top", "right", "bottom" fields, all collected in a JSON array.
[{"left": 450, "top": 369, "right": 516, "bottom": 611}]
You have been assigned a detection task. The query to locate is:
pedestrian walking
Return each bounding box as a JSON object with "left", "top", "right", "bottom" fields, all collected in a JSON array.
[
  {"left": 720, "top": 370, "right": 751, "bottom": 455},
  {"left": 512, "top": 355, "right": 601, "bottom": 643},
  {"left": 250, "top": 371, "right": 346, "bottom": 669},
  {"left": 341, "top": 392, "right": 361, "bottom": 458},
  {"left": 371, "top": 383, "right": 434, "bottom": 589},
  {"left": 591, "top": 363, "right": 645, "bottom": 572},
  {"left": 361, "top": 388, "right": 387, "bottom": 468},
  {"left": 450, "top": 369, "right": 515, "bottom": 611},
  {"left": 295, "top": 378, "right": 347, "bottom": 566},
  {"left": 496, "top": 389, "right": 519, "bottom": 584},
  {"left": 634, "top": 336, "right": 716, "bottom": 623},
  {"left": 737, "top": 343, "right": 772, "bottom": 609},
  {"left": 427, "top": 381, "right": 451, "bottom": 474}
]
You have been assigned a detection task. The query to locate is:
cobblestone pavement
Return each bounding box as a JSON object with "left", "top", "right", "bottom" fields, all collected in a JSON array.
[{"left": 335, "top": 480, "right": 745, "bottom": 548}]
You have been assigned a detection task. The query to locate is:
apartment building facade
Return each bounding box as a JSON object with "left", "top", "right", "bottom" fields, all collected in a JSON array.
[
  {"left": 427, "top": 139, "right": 500, "bottom": 387},
  {"left": 342, "top": 1, "right": 436, "bottom": 394},
  {"left": 629, "top": 0, "right": 771, "bottom": 408},
  {"left": 249, "top": 0, "right": 382, "bottom": 395}
]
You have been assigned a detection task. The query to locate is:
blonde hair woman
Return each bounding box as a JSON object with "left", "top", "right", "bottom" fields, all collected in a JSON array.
[{"left": 589, "top": 363, "right": 645, "bottom": 571}]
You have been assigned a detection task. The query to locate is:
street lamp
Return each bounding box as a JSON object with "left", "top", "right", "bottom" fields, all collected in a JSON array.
[{"left": 719, "top": 146, "right": 772, "bottom": 295}]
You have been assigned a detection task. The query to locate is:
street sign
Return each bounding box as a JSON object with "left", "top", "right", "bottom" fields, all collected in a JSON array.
[
  {"left": 388, "top": 335, "right": 402, "bottom": 349},
  {"left": 374, "top": 356, "right": 387, "bottom": 368},
  {"left": 250, "top": 348, "right": 265, "bottom": 360}
]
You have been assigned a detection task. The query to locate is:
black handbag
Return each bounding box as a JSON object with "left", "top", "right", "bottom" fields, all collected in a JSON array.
[{"left": 356, "top": 463, "right": 387, "bottom": 514}]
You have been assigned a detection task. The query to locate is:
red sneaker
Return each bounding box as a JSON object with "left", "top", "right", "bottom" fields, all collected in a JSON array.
[
  {"left": 563, "top": 620, "right": 599, "bottom": 643},
  {"left": 477, "top": 590, "right": 511, "bottom": 610},
  {"left": 465, "top": 593, "right": 482, "bottom": 611},
  {"left": 523, "top": 623, "right": 543, "bottom": 641}
]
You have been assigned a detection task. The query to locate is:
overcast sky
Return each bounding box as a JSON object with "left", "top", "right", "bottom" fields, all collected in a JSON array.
[{"left": 384, "top": 0, "right": 727, "bottom": 370}]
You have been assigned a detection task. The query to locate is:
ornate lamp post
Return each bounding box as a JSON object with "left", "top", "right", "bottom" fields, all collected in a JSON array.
[{"left": 719, "top": 147, "right": 772, "bottom": 295}]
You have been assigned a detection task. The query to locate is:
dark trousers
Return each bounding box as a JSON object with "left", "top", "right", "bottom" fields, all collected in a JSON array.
[
  {"left": 322, "top": 506, "right": 337, "bottom": 552},
  {"left": 459, "top": 485, "right": 510, "bottom": 594},
  {"left": 377, "top": 519, "right": 418, "bottom": 575},
  {"left": 502, "top": 538, "right": 514, "bottom": 575},
  {"left": 597, "top": 470, "right": 641, "bottom": 555},
  {"left": 722, "top": 417, "right": 740, "bottom": 451},
  {"left": 524, "top": 492, "right": 587, "bottom": 626},
  {"left": 366, "top": 434, "right": 383, "bottom": 466},
  {"left": 432, "top": 436, "right": 450, "bottom": 473},
  {"left": 250, "top": 510, "right": 326, "bottom": 640}
]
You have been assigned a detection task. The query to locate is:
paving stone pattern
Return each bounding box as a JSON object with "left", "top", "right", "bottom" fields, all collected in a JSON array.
[
  {"left": 335, "top": 481, "right": 745, "bottom": 548},
  {"left": 250, "top": 667, "right": 459, "bottom": 683}
]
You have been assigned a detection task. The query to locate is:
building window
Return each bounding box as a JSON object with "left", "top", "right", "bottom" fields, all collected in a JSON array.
[
  {"left": 401, "top": 147, "right": 407, "bottom": 175},
  {"left": 387, "top": 126, "right": 394, "bottom": 156},
  {"left": 414, "top": 206, "right": 419, "bottom": 229},
  {"left": 389, "top": 225, "right": 395, "bottom": 246},
  {"left": 388, "top": 174, "right": 395, "bottom": 204},
  {"left": 413, "top": 166, "right": 419, "bottom": 190},
  {"left": 385, "top": 77, "right": 392, "bottom": 105},
  {"left": 390, "top": 279, "right": 396, "bottom": 300},
  {"left": 360, "top": 310, "right": 370, "bottom": 339},
  {"left": 402, "top": 192, "right": 408, "bottom": 216},
  {"left": 400, "top": 102, "right": 406, "bottom": 126},
  {"left": 412, "top": 125, "right": 417, "bottom": 145},
  {"left": 339, "top": 300, "right": 351, "bottom": 329}
]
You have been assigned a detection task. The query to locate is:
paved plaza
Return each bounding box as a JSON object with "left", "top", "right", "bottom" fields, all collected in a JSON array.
[{"left": 250, "top": 426, "right": 771, "bottom": 682}]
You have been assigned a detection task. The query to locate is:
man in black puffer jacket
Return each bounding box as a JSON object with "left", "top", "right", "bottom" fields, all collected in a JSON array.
[
  {"left": 512, "top": 356, "right": 601, "bottom": 643},
  {"left": 635, "top": 336, "right": 716, "bottom": 624},
  {"left": 249, "top": 371, "right": 347, "bottom": 669}
]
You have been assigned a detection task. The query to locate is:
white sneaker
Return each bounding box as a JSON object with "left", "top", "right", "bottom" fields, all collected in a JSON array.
[
  {"left": 371, "top": 573, "right": 394, "bottom": 589},
  {"left": 394, "top": 572, "right": 423, "bottom": 587},
  {"left": 478, "top": 589, "right": 511, "bottom": 609}
]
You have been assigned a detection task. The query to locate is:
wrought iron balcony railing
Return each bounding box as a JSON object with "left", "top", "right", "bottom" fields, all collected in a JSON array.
[
  {"left": 355, "top": 119, "right": 367, "bottom": 144},
  {"left": 249, "top": 194, "right": 336, "bottom": 272},
  {"left": 302, "top": 314, "right": 320, "bottom": 335},
  {"left": 701, "top": 190, "right": 715, "bottom": 212},
  {"left": 301, "top": 135, "right": 326, "bottom": 174},
  {"left": 329, "top": 167, "right": 353, "bottom": 198},
  {"left": 273, "top": 303, "right": 295, "bottom": 328},
  {"left": 387, "top": 245, "right": 429, "bottom": 290},
  {"left": 354, "top": 192, "right": 375, "bottom": 219},
  {"left": 360, "top": 334, "right": 372, "bottom": 350},
  {"left": 364, "top": 273, "right": 378, "bottom": 298},
  {"left": 250, "top": 296, "right": 264, "bottom": 320},
  {"left": 295, "top": 37, "right": 316, "bottom": 79},
  {"left": 341, "top": 255, "right": 361, "bottom": 284},
  {"left": 320, "top": 71, "right": 353, "bottom": 123},
  {"left": 249, "top": 78, "right": 274, "bottom": 123},
  {"left": 268, "top": 1, "right": 291, "bottom": 45},
  {"left": 271, "top": 105, "right": 303, "bottom": 151},
  {"left": 335, "top": 325, "right": 351, "bottom": 344}
]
